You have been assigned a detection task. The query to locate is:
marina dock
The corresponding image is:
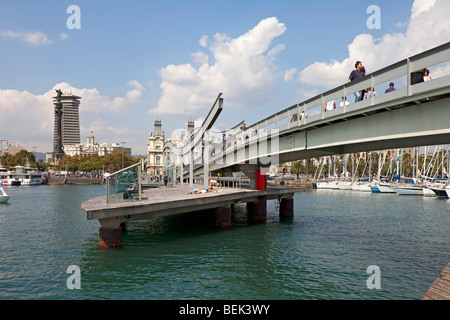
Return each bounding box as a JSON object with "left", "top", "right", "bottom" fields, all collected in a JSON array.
[
  {"left": 424, "top": 262, "right": 450, "bottom": 300},
  {"left": 81, "top": 185, "right": 301, "bottom": 248}
]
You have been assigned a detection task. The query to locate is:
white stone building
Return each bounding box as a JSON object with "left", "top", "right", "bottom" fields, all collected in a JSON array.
[{"left": 63, "top": 135, "right": 131, "bottom": 157}]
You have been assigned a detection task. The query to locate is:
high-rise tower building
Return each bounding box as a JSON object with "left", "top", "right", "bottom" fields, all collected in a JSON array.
[{"left": 52, "top": 91, "right": 81, "bottom": 157}]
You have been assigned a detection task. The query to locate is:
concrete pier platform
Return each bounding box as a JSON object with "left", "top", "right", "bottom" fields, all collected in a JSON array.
[{"left": 81, "top": 185, "right": 301, "bottom": 247}]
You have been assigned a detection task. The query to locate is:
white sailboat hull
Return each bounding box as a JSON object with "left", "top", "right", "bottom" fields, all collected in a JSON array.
[
  {"left": 359, "top": 184, "right": 372, "bottom": 192},
  {"left": 378, "top": 185, "right": 395, "bottom": 193},
  {"left": 316, "top": 182, "right": 330, "bottom": 189},
  {"left": 338, "top": 181, "right": 352, "bottom": 190},
  {"left": 423, "top": 187, "right": 437, "bottom": 197},
  {"left": 446, "top": 187, "right": 450, "bottom": 198},
  {"left": 391, "top": 186, "right": 423, "bottom": 195},
  {"left": 329, "top": 181, "right": 340, "bottom": 189}
]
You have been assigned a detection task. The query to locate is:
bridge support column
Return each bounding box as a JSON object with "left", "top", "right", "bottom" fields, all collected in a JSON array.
[
  {"left": 215, "top": 207, "right": 232, "bottom": 229},
  {"left": 279, "top": 197, "right": 294, "bottom": 220},
  {"left": 98, "top": 218, "right": 124, "bottom": 248},
  {"left": 99, "top": 227, "right": 123, "bottom": 248},
  {"left": 247, "top": 196, "right": 267, "bottom": 223},
  {"left": 238, "top": 164, "right": 266, "bottom": 190}
]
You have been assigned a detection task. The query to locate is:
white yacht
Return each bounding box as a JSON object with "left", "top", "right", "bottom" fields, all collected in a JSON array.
[{"left": 3, "top": 166, "right": 43, "bottom": 186}]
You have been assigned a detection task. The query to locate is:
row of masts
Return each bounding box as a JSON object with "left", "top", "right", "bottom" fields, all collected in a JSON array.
[{"left": 314, "top": 146, "right": 450, "bottom": 183}]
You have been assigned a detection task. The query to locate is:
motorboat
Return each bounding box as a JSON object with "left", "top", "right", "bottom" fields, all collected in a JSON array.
[
  {"left": 0, "top": 183, "right": 10, "bottom": 203},
  {"left": 2, "top": 166, "right": 43, "bottom": 186}
]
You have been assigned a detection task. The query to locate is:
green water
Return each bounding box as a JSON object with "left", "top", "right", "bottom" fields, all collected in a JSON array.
[{"left": 0, "top": 185, "right": 449, "bottom": 300}]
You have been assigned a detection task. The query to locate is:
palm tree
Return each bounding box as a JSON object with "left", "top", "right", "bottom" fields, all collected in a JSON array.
[{"left": 290, "top": 160, "right": 304, "bottom": 179}]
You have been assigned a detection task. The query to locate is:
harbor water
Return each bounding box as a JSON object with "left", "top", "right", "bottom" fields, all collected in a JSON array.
[{"left": 0, "top": 184, "right": 449, "bottom": 300}]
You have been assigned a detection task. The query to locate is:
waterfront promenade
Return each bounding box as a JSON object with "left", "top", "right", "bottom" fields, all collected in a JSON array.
[{"left": 82, "top": 185, "right": 301, "bottom": 248}]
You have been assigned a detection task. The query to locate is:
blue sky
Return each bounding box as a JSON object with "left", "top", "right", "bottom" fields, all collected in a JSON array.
[{"left": 2, "top": 0, "right": 448, "bottom": 155}]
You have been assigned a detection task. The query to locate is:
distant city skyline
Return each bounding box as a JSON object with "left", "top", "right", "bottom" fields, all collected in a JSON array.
[{"left": 1, "top": 0, "right": 449, "bottom": 155}]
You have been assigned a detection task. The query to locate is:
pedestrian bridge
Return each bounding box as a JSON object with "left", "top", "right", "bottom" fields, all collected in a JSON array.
[
  {"left": 163, "top": 42, "right": 450, "bottom": 187},
  {"left": 82, "top": 42, "right": 450, "bottom": 248}
]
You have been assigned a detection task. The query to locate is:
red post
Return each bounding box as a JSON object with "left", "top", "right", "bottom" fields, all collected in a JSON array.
[{"left": 255, "top": 169, "right": 266, "bottom": 190}]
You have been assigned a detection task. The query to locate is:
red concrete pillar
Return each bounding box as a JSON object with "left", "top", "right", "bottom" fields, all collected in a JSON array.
[
  {"left": 279, "top": 198, "right": 294, "bottom": 220},
  {"left": 215, "top": 207, "right": 232, "bottom": 229},
  {"left": 247, "top": 196, "right": 267, "bottom": 223},
  {"left": 255, "top": 169, "right": 266, "bottom": 190},
  {"left": 99, "top": 227, "right": 123, "bottom": 248}
]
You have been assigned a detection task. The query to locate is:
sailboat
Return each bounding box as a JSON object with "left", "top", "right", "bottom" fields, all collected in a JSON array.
[
  {"left": 423, "top": 147, "right": 449, "bottom": 197},
  {"left": 338, "top": 154, "right": 352, "bottom": 190},
  {"left": 315, "top": 157, "right": 331, "bottom": 189},
  {"left": 370, "top": 151, "right": 395, "bottom": 193},
  {"left": 351, "top": 155, "right": 372, "bottom": 192}
]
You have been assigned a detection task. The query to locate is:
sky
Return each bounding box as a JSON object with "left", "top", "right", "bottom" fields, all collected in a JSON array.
[{"left": 1, "top": 0, "right": 449, "bottom": 156}]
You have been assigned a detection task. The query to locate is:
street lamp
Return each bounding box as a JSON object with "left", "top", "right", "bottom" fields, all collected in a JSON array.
[
  {"left": 120, "top": 141, "right": 127, "bottom": 168},
  {"left": 0, "top": 139, "right": 5, "bottom": 166}
]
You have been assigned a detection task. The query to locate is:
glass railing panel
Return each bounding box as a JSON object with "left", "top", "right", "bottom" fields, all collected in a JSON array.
[{"left": 106, "top": 162, "right": 141, "bottom": 203}]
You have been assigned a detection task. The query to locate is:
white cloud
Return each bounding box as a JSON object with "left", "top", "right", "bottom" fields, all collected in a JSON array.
[
  {"left": 148, "top": 17, "right": 287, "bottom": 117},
  {"left": 284, "top": 68, "right": 298, "bottom": 82},
  {"left": 0, "top": 81, "right": 145, "bottom": 153},
  {"left": 297, "top": 0, "right": 450, "bottom": 90},
  {"left": 191, "top": 51, "right": 209, "bottom": 66},
  {"left": 60, "top": 33, "right": 70, "bottom": 40},
  {"left": 199, "top": 35, "right": 208, "bottom": 48},
  {"left": 1, "top": 30, "right": 53, "bottom": 45},
  {"left": 411, "top": 0, "right": 436, "bottom": 19}
]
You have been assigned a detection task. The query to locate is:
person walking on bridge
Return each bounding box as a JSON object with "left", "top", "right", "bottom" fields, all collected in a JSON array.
[{"left": 348, "top": 61, "right": 366, "bottom": 102}]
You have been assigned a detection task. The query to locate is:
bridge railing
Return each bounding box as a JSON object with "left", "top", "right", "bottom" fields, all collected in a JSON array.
[{"left": 236, "top": 42, "right": 450, "bottom": 139}]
